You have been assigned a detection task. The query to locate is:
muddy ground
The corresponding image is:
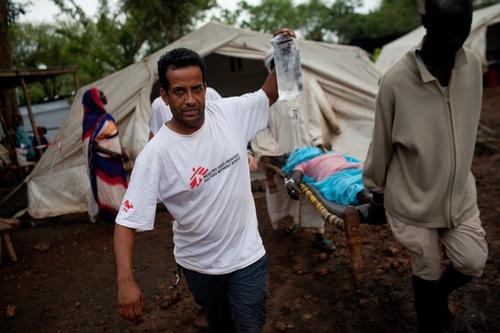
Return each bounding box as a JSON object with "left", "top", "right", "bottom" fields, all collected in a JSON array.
[{"left": 1, "top": 87, "right": 499, "bottom": 333}]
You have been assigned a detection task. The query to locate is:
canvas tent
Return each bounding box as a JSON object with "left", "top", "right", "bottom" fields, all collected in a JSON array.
[
  {"left": 26, "top": 22, "right": 380, "bottom": 219},
  {"left": 376, "top": 3, "right": 500, "bottom": 74}
]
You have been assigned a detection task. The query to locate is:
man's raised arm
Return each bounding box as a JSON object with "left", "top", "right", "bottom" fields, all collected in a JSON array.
[{"left": 261, "top": 28, "right": 297, "bottom": 106}]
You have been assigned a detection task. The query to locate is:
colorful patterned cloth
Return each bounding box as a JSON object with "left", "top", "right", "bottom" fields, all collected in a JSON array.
[
  {"left": 283, "top": 146, "right": 365, "bottom": 206},
  {"left": 82, "top": 87, "right": 128, "bottom": 224}
]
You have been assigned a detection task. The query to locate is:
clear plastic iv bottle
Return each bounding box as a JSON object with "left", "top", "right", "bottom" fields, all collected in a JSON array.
[{"left": 271, "top": 34, "right": 303, "bottom": 101}]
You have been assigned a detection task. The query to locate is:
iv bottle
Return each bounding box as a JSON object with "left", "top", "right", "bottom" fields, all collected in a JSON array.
[{"left": 271, "top": 34, "right": 303, "bottom": 101}]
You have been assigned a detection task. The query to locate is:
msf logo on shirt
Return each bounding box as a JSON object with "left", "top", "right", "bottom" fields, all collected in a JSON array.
[
  {"left": 190, "top": 166, "right": 209, "bottom": 189},
  {"left": 122, "top": 199, "right": 134, "bottom": 213}
]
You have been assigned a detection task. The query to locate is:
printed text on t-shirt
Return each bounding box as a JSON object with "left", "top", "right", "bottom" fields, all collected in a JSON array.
[{"left": 189, "top": 153, "right": 241, "bottom": 189}]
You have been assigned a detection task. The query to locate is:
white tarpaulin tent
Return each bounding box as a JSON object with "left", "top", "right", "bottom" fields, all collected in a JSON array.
[
  {"left": 27, "top": 22, "right": 380, "bottom": 219},
  {"left": 376, "top": 3, "right": 500, "bottom": 74}
]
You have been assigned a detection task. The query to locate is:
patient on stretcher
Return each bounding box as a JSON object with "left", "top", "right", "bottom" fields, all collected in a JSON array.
[{"left": 283, "top": 146, "right": 372, "bottom": 206}]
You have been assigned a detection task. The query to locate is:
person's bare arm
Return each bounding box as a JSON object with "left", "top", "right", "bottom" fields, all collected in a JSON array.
[
  {"left": 261, "top": 28, "right": 297, "bottom": 106},
  {"left": 261, "top": 68, "right": 278, "bottom": 106},
  {"left": 247, "top": 153, "right": 258, "bottom": 172},
  {"left": 114, "top": 224, "right": 144, "bottom": 324}
]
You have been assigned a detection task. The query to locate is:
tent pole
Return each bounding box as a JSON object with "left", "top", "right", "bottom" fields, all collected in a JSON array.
[
  {"left": 19, "top": 76, "right": 42, "bottom": 157},
  {"left": 73, "top": 72, "right": 80, "bottom": 92}
]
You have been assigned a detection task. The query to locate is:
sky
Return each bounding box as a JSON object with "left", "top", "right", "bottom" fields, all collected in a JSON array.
[{"left": 18, "top": 0, "right": 381, "bottom": 23}]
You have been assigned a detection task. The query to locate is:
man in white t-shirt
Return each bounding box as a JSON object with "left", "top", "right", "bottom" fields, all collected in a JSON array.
[
  {"left": 149, "top": 87, "right": 222, "bottom": 136},
  {"left": 114, "top": 30, "right": 294, "bottom": 332},
  {"left": 149, "top": 87, "right": 227, "bottom": 330},
  {"left": 149, "top": 88, "right": 258, "bottom": 181}
]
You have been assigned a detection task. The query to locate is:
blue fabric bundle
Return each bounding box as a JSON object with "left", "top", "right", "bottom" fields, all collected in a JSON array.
[
  {"left": 282, "top": 146, "right": 323, "bottom": 176},
  {"left": 283, "top": 146, "right": 365, "bottom": 206}
]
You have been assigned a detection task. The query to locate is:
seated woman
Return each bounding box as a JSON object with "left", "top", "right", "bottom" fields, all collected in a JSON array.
[{"left": 283, "top": 146, "right": 372, "bottom": 206}]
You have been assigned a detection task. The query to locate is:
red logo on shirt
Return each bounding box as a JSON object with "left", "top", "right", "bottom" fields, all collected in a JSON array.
[
  {"left": 122, "top": 199, "right": 134, "bottom": 213},
  {"left": 190, "top": 166, "right": 209, "bottom": 189}
]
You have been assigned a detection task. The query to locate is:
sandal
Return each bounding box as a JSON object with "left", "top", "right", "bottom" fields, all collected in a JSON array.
[
  {"left": 313, "top": 234, "right": 335, "bottom": 251},
  {"left": 286, "top": 223, "right": 300, "bottom": 234}
]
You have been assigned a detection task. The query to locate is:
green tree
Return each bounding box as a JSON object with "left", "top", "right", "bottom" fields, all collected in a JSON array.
[
  {"left": 10, "top": 1, "right": 128, "bottom": 102},
  {"left": 357, "top": 0, "right": 420, "bottom": 39},
  {"left": 473, "top": 0, "right": 500, "bottom": 8},
  {"left": 10, "top": 23, "right": 69, "bottom": 101},
  {"left": 51, "top": 0, "right": 136, "bottom": 73},
  {"left": 214, "top": 0, "right": 332, "bottom": 41},
  {"left": 0, "top": 0, "right": 29, "bottom": 136},
  {"left": 8, "top": 0, "right": 217, "bottom": 102},
  {"left": 119, "top": 0, "right": 216, "bottom": 54},
  {"left": 50, "top": 0, "right": 217, "bottom": 76},
  {"left": 215, "top": 0, "right": 420, "bottom": 45},
  {"left": 234, "top": 0, "right": 303, "bottom": 33},
  {"left": 322, "top": 0, "right": 366, "bottom": 43}
]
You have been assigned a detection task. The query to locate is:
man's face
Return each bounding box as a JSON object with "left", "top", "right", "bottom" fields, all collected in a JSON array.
[
  {"left": 424, "top": 2, "right": 473, "bottom": 57},
  {"left": 162, "top": 65, "right": 206, "bottom": 133}
]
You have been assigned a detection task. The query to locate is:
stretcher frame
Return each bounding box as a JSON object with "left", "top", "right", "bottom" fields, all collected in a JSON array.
[{"left": 263, "top": 162, "right": 367, "bottom": 282}]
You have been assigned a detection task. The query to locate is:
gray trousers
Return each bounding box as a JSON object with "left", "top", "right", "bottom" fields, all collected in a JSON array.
[{"left": 387, "top": 211, "right": 488, "bottom": 280}]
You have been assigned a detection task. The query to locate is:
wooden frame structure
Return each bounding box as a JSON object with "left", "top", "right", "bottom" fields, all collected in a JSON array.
[
  {"left": 0, "top": 218, "right": 20, "bottom": 264},
  {"left": 0, "top": 67, "right": 80, "bottom": 155},
  {"left": 0, "top": 68, "right": 81, "bottom": 240}
]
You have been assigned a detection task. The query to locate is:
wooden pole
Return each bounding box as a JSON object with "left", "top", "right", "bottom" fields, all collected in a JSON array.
[
  {"left": 19, "top": 76, "right": 42, "bottom": 157},
  {"left": 73, "top": 72, "right": 80, "bottom": 92},
  {"left": 344, "top": 206, "right": 364, "bottom": 283}
]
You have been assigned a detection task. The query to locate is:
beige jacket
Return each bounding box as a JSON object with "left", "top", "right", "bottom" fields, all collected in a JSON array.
[{"left": 363, "top": 48, "right": 482, "bottom": 228}]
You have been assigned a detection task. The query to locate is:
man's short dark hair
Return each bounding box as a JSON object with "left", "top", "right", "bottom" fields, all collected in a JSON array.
[{"left": 157, "top": 48, "right": 206, "bottom": 91}]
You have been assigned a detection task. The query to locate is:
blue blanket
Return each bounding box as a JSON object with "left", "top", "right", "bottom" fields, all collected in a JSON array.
[{"left": 282, "top": 146, "right": 365, "bottom": 206}]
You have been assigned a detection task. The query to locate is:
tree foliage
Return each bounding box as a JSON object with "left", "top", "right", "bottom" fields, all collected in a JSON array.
[
  {"left": 231, "top": 0, "right": 303, "bottom": 33},
  {"left": 5, "top": 0, "right": 29, "bottom": 24},
  {"left": 217, "top": 0, "right": 420, "bottom": 44},
  {"left": 9, "top": 0, "right": 217, "bottom": 102},
  {"left": 10, "top": 22, "right": 72, "bottom": 101},
  {"left": 120, "top": 0, "right": 216, "bottom": 52},
  {"left": 474, "top": 0, "right": 500, "bottom": 9},
  {"left": 217, "top": 0, "right": 499, "bottom": 44},
  {"left": 215, "top": 0, "right": 332, "bottom": 41},
  {"left": 8, "top": 0, "right": 500, "bottom": 103},
  {"left": 1, "top": 0, "right": 29, "bottom": 133}
]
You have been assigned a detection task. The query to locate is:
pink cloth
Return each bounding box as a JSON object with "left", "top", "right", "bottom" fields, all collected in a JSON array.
[{"left": 294, "top": 153, "right": 362, "bottom": 182}]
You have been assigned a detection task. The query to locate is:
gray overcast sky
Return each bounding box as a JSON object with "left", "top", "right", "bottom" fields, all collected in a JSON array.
[{"left": 19, "top": 0, "right": 381, "bottom": 23}]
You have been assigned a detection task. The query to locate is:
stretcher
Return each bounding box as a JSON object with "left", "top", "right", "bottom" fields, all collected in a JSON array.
[{"left": 263, "top": 162, "right": 371, "bottom": 282}]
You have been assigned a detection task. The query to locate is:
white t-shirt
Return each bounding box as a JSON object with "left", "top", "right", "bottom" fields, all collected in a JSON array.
[
  {"left": 149, "top": 87, "right": 222, "bottom": 134},
  {"left": 117, "top": 89, "right": 269, "bottom": 275}
]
